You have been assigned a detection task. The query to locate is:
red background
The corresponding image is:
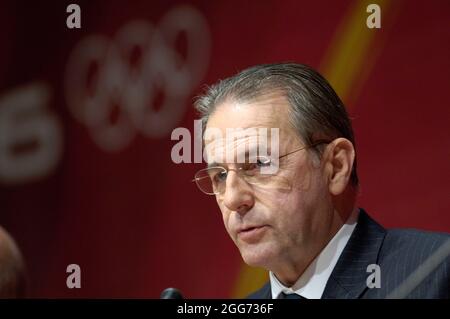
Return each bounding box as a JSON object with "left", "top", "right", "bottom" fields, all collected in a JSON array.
[{"left": 0, "top": 0, "right": 449, "bottom": 298}]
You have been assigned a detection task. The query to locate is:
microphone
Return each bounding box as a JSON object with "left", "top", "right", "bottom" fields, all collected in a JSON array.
[{"left": 160, "top": 287, "right": 184, "bottom": 299}]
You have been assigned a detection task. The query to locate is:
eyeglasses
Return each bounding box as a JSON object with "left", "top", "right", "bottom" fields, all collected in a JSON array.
[{"left": 192, "top": 140, "right": 330, "bottom": 195}]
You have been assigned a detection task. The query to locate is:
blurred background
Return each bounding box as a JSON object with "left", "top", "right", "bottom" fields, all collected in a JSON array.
[{"left": 0, "top": 0, "right": 449, "bottom": 298}]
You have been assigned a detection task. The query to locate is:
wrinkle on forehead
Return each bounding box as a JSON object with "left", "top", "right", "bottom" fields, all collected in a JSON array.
[
  {"left": 204, "top": 93, "right": 300, "bottom": 164},
  {"left": 216, "top": 93, "right": 290, "bottom": 128},
  {"left": 205, "top": 133, "right": 264, "bottom": 165}
]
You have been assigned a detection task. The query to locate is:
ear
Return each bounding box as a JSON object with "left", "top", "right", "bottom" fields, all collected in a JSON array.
[{"left": 324, "top": 138, "right": 355, "bottom": 195}]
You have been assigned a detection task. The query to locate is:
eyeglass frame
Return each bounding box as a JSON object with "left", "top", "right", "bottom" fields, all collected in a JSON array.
[{"left": 192, "top": 139, "right": 332, "bottom": 195}]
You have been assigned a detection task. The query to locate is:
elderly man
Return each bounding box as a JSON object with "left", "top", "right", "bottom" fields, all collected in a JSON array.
[{"left": 192, "top": 63, "right": 449, "bottom": 299}]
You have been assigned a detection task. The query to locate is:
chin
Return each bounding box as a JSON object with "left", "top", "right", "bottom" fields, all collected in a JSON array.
[{"left": 239, "top": 242, "right": 276, "bottom": 269}]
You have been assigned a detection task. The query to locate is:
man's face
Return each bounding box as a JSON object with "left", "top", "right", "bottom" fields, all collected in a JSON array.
[{"left": 205, "top": 94, "right": 336, "bottom": 277}]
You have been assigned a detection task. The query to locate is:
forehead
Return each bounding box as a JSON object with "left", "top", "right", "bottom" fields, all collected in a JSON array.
[
  {"left": 206, "top": 93, "right": 292, "bottom": 134},
  {"left": 203, "top": 93, "right": 300, "bottom": 164}
]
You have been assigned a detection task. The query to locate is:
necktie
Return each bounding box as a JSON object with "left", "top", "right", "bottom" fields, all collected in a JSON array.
[{"left": 277, "top": 292, "right": 306, "bottom": 299}]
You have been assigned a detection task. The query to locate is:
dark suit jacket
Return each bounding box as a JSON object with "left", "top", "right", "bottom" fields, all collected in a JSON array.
[{"left": 248, "top": 209, "right": 450, "bottom": 299}]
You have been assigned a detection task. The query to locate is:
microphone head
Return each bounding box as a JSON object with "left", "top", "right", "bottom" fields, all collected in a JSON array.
[{"left": 160, "top": 287, "right": 184, "bottom": 299}]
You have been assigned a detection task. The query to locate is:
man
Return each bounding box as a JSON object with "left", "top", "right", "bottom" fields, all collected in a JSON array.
[
  {"left": 192, "top": 63, "right": 449, "bottom": 299},
  {"left": 0, "top": 225, "right": 27, "bottom": 298}
]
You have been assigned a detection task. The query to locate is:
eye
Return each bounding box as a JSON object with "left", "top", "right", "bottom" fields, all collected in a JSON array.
[
  {"left": 256, "top": 156, "right": 271, "bottom": 167},
  {"left": 213, "top": 170, "right": 228, "bottom": 183},
  {"left": 243, "top": 157, "right": 272, "bottom": 175}
]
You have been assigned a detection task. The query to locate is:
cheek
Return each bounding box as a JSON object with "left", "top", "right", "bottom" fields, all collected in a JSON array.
[
  {"left": 218, "top": 202, "right": 234, "bottom": 236},
  {"left": 291, "top": 161, "right": 315, "bottom": 192},
  {"left": 256, "top": 189, "right": 303, "bottom": 237},
  {"left": 275, "top": 192, "right": 307, "bottom": 229},
  {"left": 288, "top": 157, "right": 328, "bottom": 208},
  {"left": 265, "top": 173, "right": 323, "bottom": 238},
  {"left": 286, "top": 173, "right": 331, "bottom": 237}
]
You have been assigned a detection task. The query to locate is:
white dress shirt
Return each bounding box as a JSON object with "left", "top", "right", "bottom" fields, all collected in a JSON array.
[{"left": 270, "top": 208, "right": 359, "bottom": 299}]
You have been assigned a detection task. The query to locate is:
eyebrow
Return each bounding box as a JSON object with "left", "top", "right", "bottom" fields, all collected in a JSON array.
[
  {"left": 207, "top": 161, "right": 220, "bottom": 169},
  {"left": 206, "top": 148, "right": 273, "bottom": 168}
]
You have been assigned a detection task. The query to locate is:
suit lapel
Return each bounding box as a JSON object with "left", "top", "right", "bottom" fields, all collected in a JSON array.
[
  {"left": 260, "top": 282, "right": 272, "bottom": 299},
  {"left": 248, "top": 281, "right": 272, "bottom": 299},
  {"left": 321, "top": 209, "right": 386, "bottom": 299}
]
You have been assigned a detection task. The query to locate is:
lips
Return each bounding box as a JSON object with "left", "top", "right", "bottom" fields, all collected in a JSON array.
[
  {"left": 237, "top": 225, "right": 268, "bottom": 243},
  {"left": 239, "top": 225, "right": 262, "bottom": 232}
]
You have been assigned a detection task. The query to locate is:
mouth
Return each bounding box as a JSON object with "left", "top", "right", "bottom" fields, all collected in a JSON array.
[{"left": 237, "top": 225, "right": 268, "bottom": 243}]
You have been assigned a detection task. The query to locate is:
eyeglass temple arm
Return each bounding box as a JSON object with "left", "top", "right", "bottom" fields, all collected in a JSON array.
[{"left": 280, "top": 139, "right": 332, "bottom": 158}]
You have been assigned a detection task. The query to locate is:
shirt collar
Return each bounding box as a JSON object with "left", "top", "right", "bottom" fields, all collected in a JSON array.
[{"left": 270, "top": 208, "right": 359, "bottom": 299}]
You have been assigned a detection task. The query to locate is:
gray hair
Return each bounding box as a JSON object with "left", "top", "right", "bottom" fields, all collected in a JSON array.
[{"left": 194, "top": 62, "right": 358, "bottom": 187}]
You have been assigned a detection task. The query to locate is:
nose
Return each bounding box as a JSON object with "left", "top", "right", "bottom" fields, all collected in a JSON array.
[{"left": 222, "top": 170, "right": 255, "bottom": 215}]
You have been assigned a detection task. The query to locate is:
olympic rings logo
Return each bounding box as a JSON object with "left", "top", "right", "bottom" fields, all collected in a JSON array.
[{"left": 64, "top": 5, "right": 210, "bottom": 151}]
